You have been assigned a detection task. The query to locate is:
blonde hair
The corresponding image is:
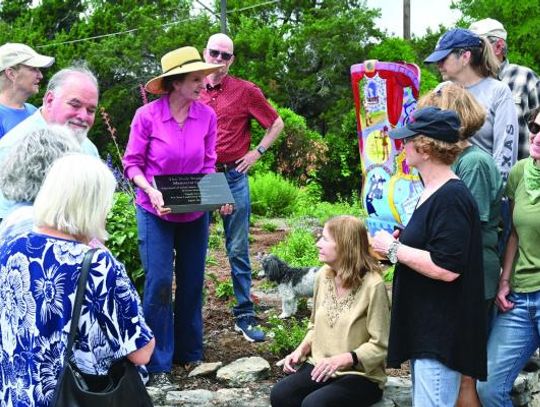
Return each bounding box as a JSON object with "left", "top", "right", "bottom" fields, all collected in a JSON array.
[
  {"left": 324, "top": 216, "right": 381, "bottom": 290},
  {"left": 461, "top": 37, "right": 499, "bottom": 78},
  {"left": 412, "top": 135, "right": 463, "bottom": 165},
  {"left": 418, "top": 83, "right": 486, "bottom": 140},
  {"left": 34, "top": 154, "right": 116, "bottom": 241}
]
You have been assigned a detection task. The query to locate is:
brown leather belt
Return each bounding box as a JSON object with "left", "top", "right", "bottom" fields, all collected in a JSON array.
[{"left": 216, "top": 161, "right": 237, "bottom": 172}]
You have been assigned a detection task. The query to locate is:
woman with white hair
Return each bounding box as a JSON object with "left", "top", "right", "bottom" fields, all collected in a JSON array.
[
  {"left": 0, "top": 154, "right": 155, "bottom": 405},
  {"left": 0, "top": 125, "right": 80, "bottom": 239}
]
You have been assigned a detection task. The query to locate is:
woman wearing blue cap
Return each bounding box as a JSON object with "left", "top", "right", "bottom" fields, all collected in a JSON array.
[
  {"left": 372, "top": 107, "right": 487, "bottom": 407},
  {"left": 424, "top": 28, "right": 518, "bottom": 184}
]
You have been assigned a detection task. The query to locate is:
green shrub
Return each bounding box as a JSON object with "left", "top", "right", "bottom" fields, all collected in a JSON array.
[
  {"left": 293, "top": 190, "right": 365, "bottom": 224},
  {"left": 208, "top": 224, "right": 224, "bottom": 250},
  {"left": 251, "top": 105, "right": 328, "bottom": 186},
  {"left": 106, "top": 192, "right": 145, "bottom": 295},
  {"left": 316, "top": 109, "right": 362, "bottom": 201},
  {"left": 271, "top": 228, "right": 320, "bottom": 268},
  {"left": 215, "top": 279, "right": 234, "bottom": 300},
  {"left": 261, "top": 221, "right": 278, "bottom": 232},
  {"left": 250, "top": 172, "right": 299, "bottom": 217},
  {"left": 264, "top": 314, "right": 310, "bottom": 356}
]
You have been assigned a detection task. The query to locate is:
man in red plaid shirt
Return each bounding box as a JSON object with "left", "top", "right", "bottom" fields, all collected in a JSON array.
[{"left": 201, "top": 33, "right": 284, "bottom": 342}]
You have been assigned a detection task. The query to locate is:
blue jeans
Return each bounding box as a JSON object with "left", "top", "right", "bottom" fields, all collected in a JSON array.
[
  {"left": 221, "top": 169, "right": 253, "bottom": 318},
  {"left": 411, "top": 358, "right": 461, "bottom": 407},
  {"left": 136, "top": 207, "right": 209, "bottom": 373},
  {"left": 477, "top": 291, "right": 540, "bottom": 406}
]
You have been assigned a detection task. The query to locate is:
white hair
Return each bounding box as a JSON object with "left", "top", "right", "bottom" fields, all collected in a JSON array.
[
  {"left": 0, "top": 125, "right": 81, "bottom": 203},
  {"left": 46, "top": 63, "right": 99, "bottom": 95},
  {"left": 33, "top": 154, "right": 116, "bottom": 241}
]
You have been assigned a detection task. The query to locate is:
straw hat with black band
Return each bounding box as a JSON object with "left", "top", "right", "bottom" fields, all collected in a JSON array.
[{"left": 145, "top": 46, "right": 223, "bottom": 95}]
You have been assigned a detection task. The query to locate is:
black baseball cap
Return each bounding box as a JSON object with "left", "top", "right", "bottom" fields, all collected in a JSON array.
[{"left": 389, "top": 107, "right": 461, "bottom": 143}]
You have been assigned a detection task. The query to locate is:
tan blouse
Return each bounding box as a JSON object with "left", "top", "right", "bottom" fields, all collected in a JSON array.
[{"left": 305, "top": 266, "right": 390, "bottom": 388}]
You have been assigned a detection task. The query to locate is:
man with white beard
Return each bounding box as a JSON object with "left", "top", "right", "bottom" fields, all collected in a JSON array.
[{"left": 0, "top": 64, "right": 100, "bottom": 221}]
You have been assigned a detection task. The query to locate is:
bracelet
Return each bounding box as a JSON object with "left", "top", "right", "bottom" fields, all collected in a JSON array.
[
  {"left": 350, "top": 351, "right": 359, "bottom": 366},
  {"left": 500, "top": 279, "right": 510, "bottom": 283}
]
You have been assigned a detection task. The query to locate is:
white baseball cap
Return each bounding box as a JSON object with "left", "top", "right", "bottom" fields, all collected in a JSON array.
[
  {"left": 469, "top": 18, "right": 507, "bottom": 41},
  {"left": 0, "top": 43, "right": 55, "bottom": 72}
]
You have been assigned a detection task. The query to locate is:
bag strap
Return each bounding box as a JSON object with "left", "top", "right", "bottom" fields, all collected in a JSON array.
[{"left": 64, "top": 248, "right": 98, "bottom": 361}]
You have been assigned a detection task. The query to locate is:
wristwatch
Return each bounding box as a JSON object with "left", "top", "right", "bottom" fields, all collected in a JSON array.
[
  {"left": 387, "top": 240, "right": 401, "bottom": 264},
  {"left": 256, "top": 145, "right": 267, "bottom": 155}
]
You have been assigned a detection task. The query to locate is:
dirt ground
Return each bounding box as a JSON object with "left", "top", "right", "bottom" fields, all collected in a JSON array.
[{"left": 172, "top": 220, "right": 410, "bottom": 390}]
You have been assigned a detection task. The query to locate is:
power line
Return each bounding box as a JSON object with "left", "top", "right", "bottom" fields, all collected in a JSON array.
[{"left": 36, "top": 0, "right": 279, "bottom": 49}]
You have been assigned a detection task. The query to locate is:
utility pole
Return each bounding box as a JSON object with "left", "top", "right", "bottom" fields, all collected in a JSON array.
[
  {"left": 403, "top": 0, "right": 410, "bottom": 40},
  {"left": 221, "top": 0, "right": 227, "bottom": 34}
]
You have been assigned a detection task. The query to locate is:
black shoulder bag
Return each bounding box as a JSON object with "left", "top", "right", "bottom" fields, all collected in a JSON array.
[{"left": 52, "top": 248, "right": 154, "bottom": 407}]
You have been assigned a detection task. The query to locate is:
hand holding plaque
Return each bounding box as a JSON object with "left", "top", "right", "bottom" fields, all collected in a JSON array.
[{"left": 152, "top": 173, "right": 235, "bottom": 214}]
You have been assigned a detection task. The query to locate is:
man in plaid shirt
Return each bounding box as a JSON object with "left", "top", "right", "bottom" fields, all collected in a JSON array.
[{"left": 470, "top": 18, "right": 540, "bottom": 160}]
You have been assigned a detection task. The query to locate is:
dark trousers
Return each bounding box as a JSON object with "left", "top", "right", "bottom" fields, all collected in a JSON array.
[
  {"left": 136, "top": 207, "right": 209, "bottom": 373},
  {"left": 270, "top": 363, "right": 382, "bottom": 407}
]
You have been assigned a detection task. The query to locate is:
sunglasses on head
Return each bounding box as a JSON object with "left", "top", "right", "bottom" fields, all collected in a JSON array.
[
  {"left": 208, "top": 49, "right": 233, "bottom": 61},
  {"left": 528, "top": 120, "right": 540, "bottom": 135}
]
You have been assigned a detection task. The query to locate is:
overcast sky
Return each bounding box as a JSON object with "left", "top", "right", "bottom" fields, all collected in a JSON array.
[
  {"left": 365, "top": 0, "right": 462, "bottom": 37},
  {"left": 193, "top": 0, "right": 462, "bottom": 39}
]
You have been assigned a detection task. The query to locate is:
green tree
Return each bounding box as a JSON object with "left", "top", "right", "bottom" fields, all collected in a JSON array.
[
  {"left": 367, "top": 36, "right": 439, "bottom": 95},
  {"left": 0, "top": 0, "right": 32, "bottom": 22},
  {"left": 453, "top": 0, "right": 540, "bottom": 71},
  {"left": 223, "top": 0, "right": 384, "bottom": 133}
]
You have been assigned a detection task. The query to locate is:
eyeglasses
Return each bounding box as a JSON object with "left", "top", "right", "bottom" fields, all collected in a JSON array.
[
  {"left": 208, "top": 49, "right": 233, "bottom": 61},
  {"left": 528, "top": 120, "right": 540, "bottom": 135}
]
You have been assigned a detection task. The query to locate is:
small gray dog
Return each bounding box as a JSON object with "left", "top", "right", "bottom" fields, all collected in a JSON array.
[{"left": 261, "top": 254, "right": 320, "bottom": 318}]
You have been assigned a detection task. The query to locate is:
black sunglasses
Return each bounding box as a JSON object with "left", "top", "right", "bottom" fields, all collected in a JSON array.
[
  {"left": 208, "top": 49, "right": 233, "bottom": 61},
  {"left": 528, "top": 120, "right": 540, "bottom": 135}
]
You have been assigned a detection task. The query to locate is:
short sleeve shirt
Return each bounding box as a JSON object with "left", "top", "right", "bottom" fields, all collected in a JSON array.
[
  {"left": 452, "top": 145, "right": 503, "bottom": 299},
  {"left": 0, "top": 233, "right": 153, "bottom": 406},
  {"left": 0, "top": 103, "right": 37, "bottom": 139},
  {"left": 387, "top": 179, "right": 487, "bottom": 380},
  {"left": 505, "top": 159, "right": 540, "bottom": 292},
  {"left": 200, "top": 75, "right": 278, "bottom": 163}
]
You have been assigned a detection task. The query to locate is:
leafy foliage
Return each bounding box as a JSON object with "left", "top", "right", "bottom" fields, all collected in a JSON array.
[
  {"left": 367, "top": 36, "right": 440, "bottom": 96},
  {"left": 453, "top": 0, "right": 540, "bottom": 72},
  {"left": 270, "top": 228, "right": 320, "bottom": 268},
  {"left": 106, "top": 192, "right": 144, "bottom": 294},
  {"left": 207, "top": 273, "right": 235, "bottom": 301},
  {"left": 251, "top": 106, "right": 329, "bottom": 186},
  {"left": 316, "top": 108, "right": 362, "bottom": 200},
  {"left": 250, "top": 172, "right": 299, "bottom": 217},
  {"left": 264, "top": 314, "right": 310, "bottom": 356},
  {"left": 294, "top": 191, "right": 365, "bottom": 224}
]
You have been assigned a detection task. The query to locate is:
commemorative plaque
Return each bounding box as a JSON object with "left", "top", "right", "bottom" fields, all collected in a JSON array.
[{"left": 152, "top": 173, "right": 235, "bottom": 213}]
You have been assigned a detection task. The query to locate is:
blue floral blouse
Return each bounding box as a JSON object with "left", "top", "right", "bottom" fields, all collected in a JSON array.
[{"left": 0, "top": 232, "right": 153, "bottom": 406}]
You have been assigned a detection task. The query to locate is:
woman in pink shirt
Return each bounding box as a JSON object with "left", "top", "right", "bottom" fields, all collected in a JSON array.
[{"left": 123, "top": 46, "right": 224, "bottom": 387}]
